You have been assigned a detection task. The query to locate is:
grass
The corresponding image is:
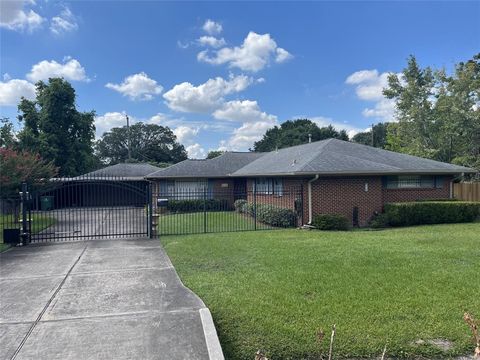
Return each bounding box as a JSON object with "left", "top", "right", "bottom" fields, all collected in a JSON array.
[
  {"left": 0, "top": 213, "right": 55, "bottom": 244},
  {"left": 157, "top": 211, "right": 272, "bottom": 235},
  {"left": 162, "top": 223, "right": 480, "bottom": 359}
]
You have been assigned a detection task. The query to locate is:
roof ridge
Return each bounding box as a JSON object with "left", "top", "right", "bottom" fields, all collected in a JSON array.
[{"left": 298, "top": 138, "right": 335, "bottom": 172}]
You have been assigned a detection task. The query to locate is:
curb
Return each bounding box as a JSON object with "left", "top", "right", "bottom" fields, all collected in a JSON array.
[{"left": 199, "top": 308, "right": 224, "bottom": 360}]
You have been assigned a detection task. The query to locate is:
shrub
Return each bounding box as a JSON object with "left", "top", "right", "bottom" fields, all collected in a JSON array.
[
  {"left": 368, "top": 212, "right": 390, "bottom": 229},
  {"left": 234, "top": 199, "right": 247, "bottom": 213},
  {"left": 384, "top": 201, "right": 480, "bottom": 227},
  {"left": 254, "top": 204, "right": 297, "bottom": 227},
  {"left": 167, "top": 199, "right": 230, "bottom": 213},
  {"left": 312, "top": 214, "right": 349, "bottom": 231}
]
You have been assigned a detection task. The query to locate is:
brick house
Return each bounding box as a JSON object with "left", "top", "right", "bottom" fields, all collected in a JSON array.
[{"left": 146, "top": 139, "right": 476, "bottom": 226}]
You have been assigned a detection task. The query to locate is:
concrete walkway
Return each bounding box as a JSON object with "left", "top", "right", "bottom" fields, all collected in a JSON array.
[{"left": 0, "top": 239, "right": 223, "bottom": 360}]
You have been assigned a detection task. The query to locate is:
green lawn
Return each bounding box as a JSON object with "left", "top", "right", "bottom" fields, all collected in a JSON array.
[
  {"left": 162, "top": 223, "right": 480, "bottom": 359},
  {"left": 157, "top": 211, "right": 272, "bottom": 235},
  {"left": 0, "top": 213, "right": 55, "bottom": 244}
]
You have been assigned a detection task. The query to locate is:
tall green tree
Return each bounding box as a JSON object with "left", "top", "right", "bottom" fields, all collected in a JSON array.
[
  {"left": 95, "top": 122, "right": 187, "bottom": 165},
  {"left": 384, "top": 54, "right": 480, "bottom": 170},
  {"left": 206, "top": 150, "right": 225, "bottom": 159},
  {"left": 351, "top": 123, "right": 389, "bottom": 148},
  {"left": 17, "top": 78, "right": 96, "bottom": 176},
  {"left": 253, "top": 119, "right": 349, "bottom": 152},
  {"left": 0, "top": 118, "right": 16, "bottom": 148},
  {"left": 383, "top": 56, "right": 437, "bottom": 158}
]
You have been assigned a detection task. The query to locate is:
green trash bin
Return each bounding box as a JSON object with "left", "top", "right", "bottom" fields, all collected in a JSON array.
[{"left": 40, "top": 196, "right": 54, "bottom": 211}]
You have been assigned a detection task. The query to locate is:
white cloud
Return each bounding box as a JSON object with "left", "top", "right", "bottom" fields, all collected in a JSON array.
[
  {"left": 275, "top": 48, "right": 293, "bottom": 63},
  {"left": 94, "top": 111, "right": 129, "bottom": 138},
  {"left": 346, "top": 69, "right": 398, "bottom": 122},
  {"left": 173, "top": 125, "right": 199, "bottom": 143},
  {"left": 186, "top": 143, "right": 207, "bottom": 159},
  {"left": 310, "top": 116, "right": 367, "bottom": 139},
  {"left": 202, "top": 19, "right": 222, "bottom": 35},
  {"left": 163, "top": 74, "right": 254, "bottom": 113},
  {"left": 50, "top": 6, "right": 78, "bottom": 35},
  {"left": 0, "top": 0, "right": 45, "bottom": 32},
  {"left": 26, "top": 58, "right": 89, "bottom": 82},
  {"left": 214, "top": 100, "right": 278, "bottom": 151},
  {"left": 197, "top": 36, "right": 226, "bottom": 48},
  {"left": 106, "top": 72, "right": 163, "bottom": 101},
  {"left": 197, "top": 31, "right": 292, "bottom": 72},
  {"left": 0, "top": 79, "right": 36, "bottom": 106},
  {"left": 213, "top": 99, "right": 277, "bottom": 124}
]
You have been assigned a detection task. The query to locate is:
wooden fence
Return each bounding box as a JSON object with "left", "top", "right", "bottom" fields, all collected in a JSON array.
[{"left": 453, "top": 182, "right": 480, "bottom": 201}]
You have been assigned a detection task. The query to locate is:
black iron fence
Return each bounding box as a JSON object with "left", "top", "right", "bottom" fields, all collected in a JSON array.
[
  {"left": 1, "top": 175, "right": 150, "bottom": 244},
  {"left": 2, "top": 179, "right": 305, "bottom": 243},
  {"left": 151, "top": 187, "right": 304, "bottom": 236}
]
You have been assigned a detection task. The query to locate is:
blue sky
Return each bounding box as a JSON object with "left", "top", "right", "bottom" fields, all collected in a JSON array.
[{"left": 1, "top": 1, "right": 479, "bottom": 158}]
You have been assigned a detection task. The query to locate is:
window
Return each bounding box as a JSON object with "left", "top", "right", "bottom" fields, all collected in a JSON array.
[
  {"left": 255, "top": 178, "right": 283, "bottom": 195},
  {"left": 384, "top": 175, "right": 442, "bottom": 189},
  {"left": 174, "top": 180, "right": 207, "bottom": 199}
]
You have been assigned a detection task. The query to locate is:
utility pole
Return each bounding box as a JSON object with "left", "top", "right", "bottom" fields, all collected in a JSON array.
[
  {"left": 126, "top": 114, "right": 132, "bottom": 161},
  {"left": 308, "top": 133, "right": 312, "bottom": 143}
]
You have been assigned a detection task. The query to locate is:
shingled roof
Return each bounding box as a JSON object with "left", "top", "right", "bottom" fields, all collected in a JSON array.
[
  {"left": 232, "top": 139, "right": 475, "bottom": 176},
  {"left": 81, "top": 163, "right": 162, "bottom": 180},
  {"left": 146, "top": 152, "right": 265, "bottom": 179}
]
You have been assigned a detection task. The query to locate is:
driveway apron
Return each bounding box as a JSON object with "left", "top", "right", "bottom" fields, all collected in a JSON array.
[{"left": 0, "top": 239, "right": 222, "bottom": 360}]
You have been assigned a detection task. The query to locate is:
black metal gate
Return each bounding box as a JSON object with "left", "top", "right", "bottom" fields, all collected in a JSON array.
[{"left": 20, "top": 175, "right": 151, "bottom": 243}]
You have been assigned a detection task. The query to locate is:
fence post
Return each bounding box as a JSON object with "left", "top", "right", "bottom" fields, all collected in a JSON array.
[
  {"left": 300, "top": 185, "right": 304, "bottom": 226},
  {"left": 20, "top": 182, "right": 29, "bottom": 246},
  {"left": 147, "top": 182, "right": 153, "bottom": 238},
  {"left": 253, "top": 184, "right": 257, "bottom": 231},
  {"left": 203, "top": 188, "right": 207, "bottom": 233}
]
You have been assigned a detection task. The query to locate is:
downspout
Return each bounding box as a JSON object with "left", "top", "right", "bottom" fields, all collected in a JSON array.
[{"left": 307, "top": 174, "right": 319, "bottom": 224}]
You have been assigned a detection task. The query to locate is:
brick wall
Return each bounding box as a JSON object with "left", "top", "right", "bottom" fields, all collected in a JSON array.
[
  {"left": 310, "top": 176, "right": 383, "bottom": 226},
  {"left": 244, "top": 175, "right": 452, "bottom": 227}
]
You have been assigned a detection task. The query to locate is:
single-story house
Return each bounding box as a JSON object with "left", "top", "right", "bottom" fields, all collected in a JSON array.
[
  {"left": 41, "top": 163, "right": 162, "bottom": 208},
  {"left": 146, "top": 139, "right": 476, "bottom": 226}
]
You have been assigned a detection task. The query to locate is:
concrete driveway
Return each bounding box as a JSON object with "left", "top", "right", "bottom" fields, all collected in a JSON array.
[
  {"left": 31, "top": 207, "right": 148, "bottom": 242},
  {"left": 0, "top": 239, "right": 223, "bottom": 360}
]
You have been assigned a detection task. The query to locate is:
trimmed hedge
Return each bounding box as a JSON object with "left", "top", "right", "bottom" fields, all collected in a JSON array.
[
  {"left": 312, "top": 214, "right": 350, "bottom": 231},
  {"left": 167, "top": 199, "right": 230, "bottom": 213},
  {"left": 383, "top": 201, "right": 480, "bottom": 227},
  {"left": 254, "top": 204, "right": 297, "bottom": 227},
  {"left": 235, "top": 200, "right": 297, "bottom": 227}
]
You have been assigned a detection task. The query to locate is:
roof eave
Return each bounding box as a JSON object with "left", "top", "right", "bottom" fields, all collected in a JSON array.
[{"left": 230, "top": 169, "right": 477, "bottom": 177}]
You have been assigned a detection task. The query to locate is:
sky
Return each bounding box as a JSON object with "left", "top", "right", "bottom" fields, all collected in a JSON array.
[{"left": 1, "top": 1, "right": 479, "bottom": 158}]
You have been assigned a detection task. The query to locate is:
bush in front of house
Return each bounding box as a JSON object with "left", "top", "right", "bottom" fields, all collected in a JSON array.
[
  {"left": 234, "top": 199, "right": 248, "bottom": 213},
  {"left": 167, "top": 199, "right": 230, "bottom": 213},
  {"left": 312, "top": 214, "right": 350, "bottom": 230},
  {"left": 254, "top": 204, "right": 297, "bottom": 227},
  {"left": 236, "top": 201, "right": 297, "bottom": 227},
  {"left": 383, "top": 201, "right": 480, "bottom": 227}
]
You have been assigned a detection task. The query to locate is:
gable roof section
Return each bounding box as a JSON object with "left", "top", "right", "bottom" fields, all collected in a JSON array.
[
  {"left": 232, "top": 139, "right": 475, "bottom": 176},
  {"left": 146, "top": 152, "right": 265, "bottom": 179},
  {"left": 81, "top": 163, "right": 163, "bottom": 180}
]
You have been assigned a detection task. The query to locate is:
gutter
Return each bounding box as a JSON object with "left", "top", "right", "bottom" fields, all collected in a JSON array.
[{"left": 307, "top": 174, "right": 319, "bottom": 224}]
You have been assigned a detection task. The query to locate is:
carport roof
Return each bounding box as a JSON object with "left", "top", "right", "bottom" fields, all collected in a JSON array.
[{"left": 80, "top": 163, "right": 162, "bottom": 180}]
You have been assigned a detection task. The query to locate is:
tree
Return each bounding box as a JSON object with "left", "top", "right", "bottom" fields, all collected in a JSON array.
[
  {"left": 95, "top": 122, "right": 187, "bottom": 165},
  {"left": 383, "top": 55, "right": 437, "bottom": 158},
  {"left": 0, "top": 148, "right": 58, "bottom": 197},
  {"left": 206, "top": 150, "right": 225, "bottom": 159},
  {"left": 253, "top": 119, "right": 349, "bottom": 152},
  {"left": 351, "top": 123, "right": 389, "bottom": 148},
  {"left": 16, "top": 78, "right": 96, "bottom": 177},
  {"left": 0, "top": 118, "right": 16, "bottom": 148},
  {"left": 384, "top": 54, "right": 480, "bottom": 171}
]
